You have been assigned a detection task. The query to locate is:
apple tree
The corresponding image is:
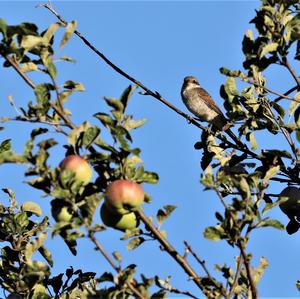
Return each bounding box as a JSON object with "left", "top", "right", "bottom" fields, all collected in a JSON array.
[{"left": 0, "top": 0, "right": 300, "bottom": 298}]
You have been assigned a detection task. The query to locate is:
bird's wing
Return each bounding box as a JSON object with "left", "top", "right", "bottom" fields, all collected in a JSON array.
[{"left": 197, "top": 87, "right": 224, "bottom": 116}]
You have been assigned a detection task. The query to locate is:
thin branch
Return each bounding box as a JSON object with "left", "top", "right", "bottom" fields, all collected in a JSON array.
[
  {"left": 88, "top": 232, "right": 145, "bottom": 299},
  {"left": 274, "top": 85, "right": 298, "bottom": 102},
  {"left": 136, "top": 209, "right": 223, "bottom": 298},
  {"left": 1, "top": 51, "right": 77, "bottom": 130},
  {"left": 282, "top": 58, "right": 300, "bottom": 88},
  {"left": 214, "top": 188, "right": 258, "bottom": 298},
  {"left": 242, "top": 78, "right": 296, "bottom": 102},
  {"left": 228, "top": 252, "right": 243, "bottom": 299},
  {"left": 237, "top": 240, "right": 257, "bottom": 299},
  {"left": 42, "top": 4, "right": 264, "bottom": 165},
  {"left": 265, "top": 100, "right": 298, "bottom": 160},
  {"left": 183, "top": 241, "right": 226, "bottom": 295}
]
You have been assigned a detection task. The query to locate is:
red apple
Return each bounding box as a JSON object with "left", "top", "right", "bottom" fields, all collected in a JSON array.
[
  {"left": 279, "top": 186, "right": 300, "bottom": 217},
  {"left": 59, "top": 155, "right": 92, "bottom": 185},
  {"left": 100, "top": 203, "right": 139, "bottom": 231},
  {"left": 105, "top": 180, "right": 144, "bottom": 214}
]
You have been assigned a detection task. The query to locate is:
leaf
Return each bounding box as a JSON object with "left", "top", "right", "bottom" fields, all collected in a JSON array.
[
  {"left": 249, "top": 132, "right": 258, "bottom": 150},
  {"left": 263, "top": 165, "right": 280, "bottom": 186},
  {"left": 60, "top": 20, "right": 77, "bottom": 49},
  {"left": 258, "top": 218, "right": 284, "bottom": 230},
  {"left": 34, "top": 83, "right": 53, "bottom": 113},
  {"left": 41, "top": 51, "right": 57, "bottom": 79},
  {"left": 82, "top": 126, "right": 100, "bottom": 148},
  {"left": 112, "top": 251, "right": 122, "bottom": 263},
  {"left": 21, "top": 62, "right": 38, "bottom": 73},
  {"left": 119, "top": 85, "right": 138, "bottom": 111},
  {"left": 20, "top": 35, "right": 46, "bottom": 51},
  {"left": 203, "top": 226, "right": 224, "bottom": 241},
  {"left": 21, "top": 201, "right": 42, "bottom": 216},
  {"left": 127, "top": 237, "right": 145, "bottom": 251},
  {"left": 25, "top": 232, "right": 48, "bottom": 262},
  {"left": 63, "top": 80, "right": 85, "bottom": 91},
  {"left": 157, "top": 205, "right": 177, "bottom": 225},
  {"left": 259, "top": 42, "right": 278, "bottom": 59},
  {"left": 42, "top": 22, "right": 62, "bottom": 43},
  {"left": 138, "top": 171, "right": 159, "bottom": 184},
  {"left": 38, "top": 245, "right": 54, "bottom": 267},
  {"left": 104, "top": 97, "right": 124, "bottom": 112},
  {"left": 123, "top": 118, "right": 147, "bottom": 131},
  {"left": 294, "top": 106, "right": 300, "bottom": 128},
  {"left": 0, "top": 18, "right": 7, "bottom": 37},
  {"left": 31, "top": 284, "right": 50, "bottom": 299},
  {"left": 0, "top": 139, "right": 11, "bottom": 154}
]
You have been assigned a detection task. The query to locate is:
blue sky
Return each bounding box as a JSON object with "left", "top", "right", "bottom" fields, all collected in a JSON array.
[{"left": 1, "top": 1, "right": 300, "bottom": 298}]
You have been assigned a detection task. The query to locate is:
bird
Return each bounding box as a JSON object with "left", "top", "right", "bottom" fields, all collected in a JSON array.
[{"left": 181, "top": 76, "right": 240, "bottom": 144}]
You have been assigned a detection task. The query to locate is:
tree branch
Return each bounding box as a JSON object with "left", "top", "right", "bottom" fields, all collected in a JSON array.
[
  {"left": 136, "top": 209, "right": 223, "bottom": 298},
  {"left": 88, "top": 232, "right": 145, "bottom": 299}
]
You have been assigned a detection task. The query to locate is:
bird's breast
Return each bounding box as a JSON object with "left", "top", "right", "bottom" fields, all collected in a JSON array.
[{"left": 181, "top": 89, "right": 219, "bottom": 122}]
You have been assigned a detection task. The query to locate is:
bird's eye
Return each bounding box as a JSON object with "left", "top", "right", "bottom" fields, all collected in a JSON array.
[{"left": 193, "top": 80, "right": 197, "bottom": 84}]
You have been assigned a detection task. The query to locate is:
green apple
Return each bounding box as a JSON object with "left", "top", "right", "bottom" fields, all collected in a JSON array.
[
  {"left": 59, "top": 155, "right": 93, "bottom": 186},
  {"left": 52, "top": 206, "right": 73, "bottom": 222},
  {"left": 279, "top": 187, "right": 300, "bottom": 217},
  {"left": 100, "top": 203, "right": 139, "bottom": 231},
  {"left": 105, "top": 180, "right": 144, "bottom": 215}
]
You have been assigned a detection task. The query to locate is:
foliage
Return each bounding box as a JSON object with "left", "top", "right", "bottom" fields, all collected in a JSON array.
[{"left": 0, "top": 0, "right": 299, "bottom": 298}]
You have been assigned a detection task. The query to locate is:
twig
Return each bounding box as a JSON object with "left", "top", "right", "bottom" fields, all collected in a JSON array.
[
  {"left": 88, "top": 232, "right": 145, "bottom": 299},
  {"left": 274, "top": 85, "right": 298, "bottom": 102},
  {"left": 42, "top": 4, "right": 264, "bottom": 165},
  {"left": 265, "top": 100, "right": 298, "bottom": 160},
  {"left": 228, "top": 252, "right": 243, "bottom": 299},
  {"left": 183, "top": 241, "right": 225, "bottom": 295},
  {"left": 1, "top": 51, "right": 77, "bottom": 130},
  {"left": 237, "top": 240, "right": 257, "bottom": 299},
  {"left": 136, "top": 209, "right": 220, "bottom": 297},
  {"left": 282, "top": 58, "right": 300, "bottom": 88},
  {"left": 242, "top": 78, "right": 296, "bottom": 102},
  {"left": 214, "top": 188, "right": 258, "bottom": 298}
]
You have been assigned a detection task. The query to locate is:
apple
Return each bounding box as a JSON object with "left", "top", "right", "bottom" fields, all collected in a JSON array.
[
  {"left": 59, "top": 155, "right": 92, "bottom": 185},
  {"left": 100, "top": 203, "right": 139, "bottom": 231},
  {"left": 105, "top": 180, "right": 144, "bottom": 215},
  {"left": 279, "top": 187, "right": 300, "bottom": 217},
  {"left": 52, "top": 206, "right": 73, "bottom": 222}
]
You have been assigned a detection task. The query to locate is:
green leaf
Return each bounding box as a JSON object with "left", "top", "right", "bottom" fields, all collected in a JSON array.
[
  {"left": 34, "top": 83, "right": 53, "bottom": 113},
  {"left": 294, "top": 106, "right": 300, "bottom": 128},
  {"left": 285, "top": 14, "right": 300, "bottom": 42},
  {"left": 63, "top": 80, "right": 85, "bottom": 91},
  {"left": 21, "top": 201, "right": 42, "bottom": 216},
  {"left": 21, "top": 62, "right": 38, "bottom": 73},
  {"left": 249, "top": 132, "right": 258, "bottom": 150},
  {"left": 119, "top": 85, "right": 138, "bottom": 111},
  {"left": 157, "top": 205, "right": 177, "bottom": 225},
  {"left": 0, "top": 18, "right": 7, "bottom": 37},
  {"left": 60, "top": 20, "right": 77, "bottom": 49},
  {"left": 31, "top": 284, "right": 50, "bottom": 299},
  {"left": 127, "top": 237, "right": 145, "bottom": 251},
  {"left": 138, "top": 171, "right": 159, "bottom": 184},
  {"left": 38, "top": 245, "right": 54, "bottom": 267},
  {"left": 112, "top": 251, "right": 122, "bottom": 263},
  {"left": 123, "top": 118, "right": 147, "bottom": 131},
  {"left": 263, "top": 165, "right": 280, "bottom": 186},
  {"left": 258, "top": 218, "right": 284, "bottom": 230},
  {"left": 203, "top": 226, "right": 224, "bottom": 241},
  {"left": 20, "top": 35, "right": 46, "bottom": 51},
  {"left": 288, "top": 99, "right": 298, "bottom": 116},
  {"left": 104, "top": 97, "right": 124, "bottom": 112},
  {"left": 41, "top": 52, "right": 57, "bottom": 79},
  {"left": 259, "top": 42, "right": 278, "bottom": 59},
  {"left": 0, "top": 139, "right": 11, "bottom": 154},
  {"left": 42, "top": 22, "right": 62, "bottom": 43},
  {"left": 82, "top": 126, "right": 100, "bottom": 148}
]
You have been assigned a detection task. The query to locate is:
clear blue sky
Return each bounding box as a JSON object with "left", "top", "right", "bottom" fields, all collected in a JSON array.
[{"left": 1, "top": 1, "right": 299, "bottom": 298}]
